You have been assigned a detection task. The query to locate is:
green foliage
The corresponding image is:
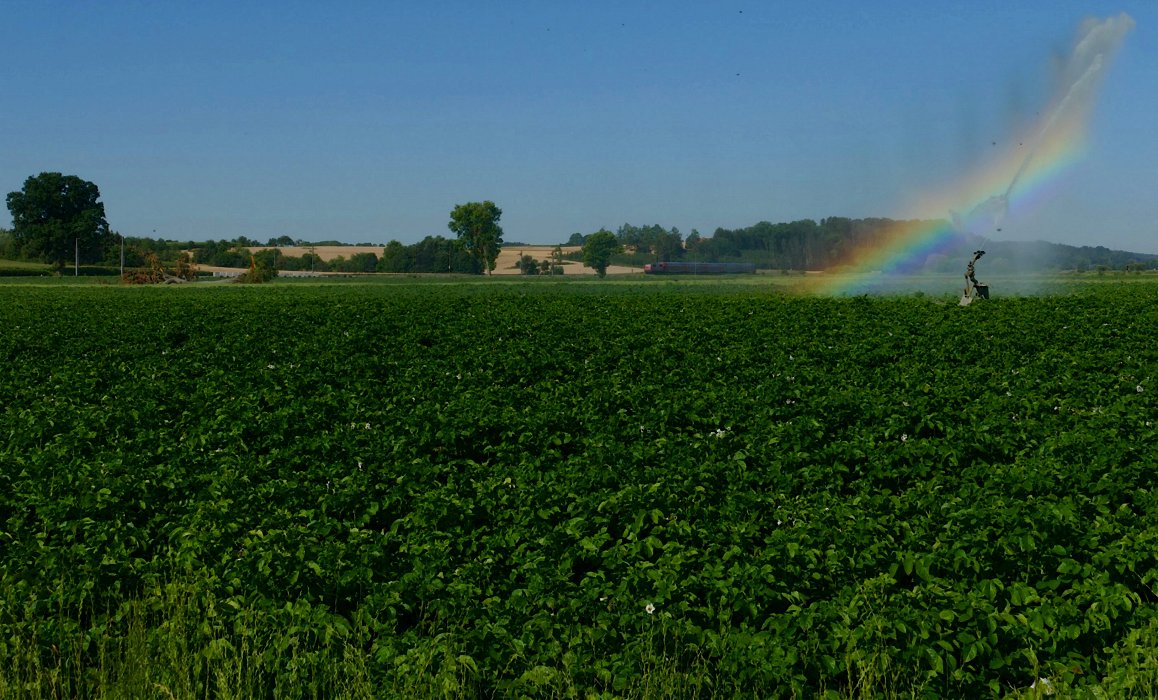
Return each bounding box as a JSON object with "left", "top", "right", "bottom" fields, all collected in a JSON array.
[
  {"left": 346, "top": 252, "right": 380, "bottom": 273},
  {"left": 193, "top": 239, "right": 252, "bottom": 268},
  {"left": 0, "top": 227, "right": 17, "bottom": 259},
  {"left": 448, "top": 201, "right": 504, "bottom": 274},
  {"left": 234, "top": 256, "right": 277, "bottom": 283},
  {"left": 514, "top": 253, "right": 557, "bottom": 275},
  {"left": 616, "top": 223, "right": 685, "bottom": 262},
  {"left": 380, "top": 236, "right": 480, "bottom": 274},
  {"left": 1, "top": 282, "right": 1156, "bottom": 697},
  {"left": 329, "top": 252, "right": 379, "bottom": 274},
  {"left": 275, "top": 250, "right": 326, "bottom": 272},
  {"left": 267, "top": 234, "right": 297, "bottom": 247},
  {"left": 582, "top": 229, "right": 622, "bottom": 277},
  {"left": 5, "top": 172, "right": 110, "bottom": 270},
  {"left": 516, "top": 253, "right": 539, "bottom": 275}
]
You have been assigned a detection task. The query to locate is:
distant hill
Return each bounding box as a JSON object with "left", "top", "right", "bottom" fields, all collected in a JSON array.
[{"left": 977, "top": 239, "right": 1157, "bottom": 273}]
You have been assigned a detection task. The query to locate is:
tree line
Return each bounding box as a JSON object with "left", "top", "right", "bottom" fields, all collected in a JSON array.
[
  {"left": 5, "top": 172, "right": 1155, "bottom": 276},
  {"left": 2, "top": 173, "right": 509, "bottom": 276},
  {"left": 565, "top": 219, "right": 1158, "bottom": 273}
]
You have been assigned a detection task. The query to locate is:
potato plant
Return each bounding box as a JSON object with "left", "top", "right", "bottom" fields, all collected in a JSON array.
[{"left": 1, "top": 281, "right": 1155, "bottom": 697}]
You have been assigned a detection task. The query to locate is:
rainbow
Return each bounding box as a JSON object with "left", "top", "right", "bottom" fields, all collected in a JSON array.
[
  {"left": 808, "top": 123, "right": 1088, "bottom": 296},
  {"left": 807, "top": 14, "right": 1131, "bottom": 295}
]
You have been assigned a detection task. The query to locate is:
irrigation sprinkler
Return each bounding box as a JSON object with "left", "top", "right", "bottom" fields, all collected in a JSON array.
[{"left": 960, "top": 250, "right": 987, "bottom": 306}]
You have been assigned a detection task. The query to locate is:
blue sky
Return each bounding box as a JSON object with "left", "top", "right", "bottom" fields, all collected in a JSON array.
[{"left": 3, "top": 1, "right": 1155, "bottom": 253}]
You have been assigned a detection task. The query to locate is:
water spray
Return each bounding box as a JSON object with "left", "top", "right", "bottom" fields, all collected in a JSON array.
[
  {"left": 810, "top": 14, "right": 1132, "bottom": 297},
  {"left": 953, "top": 15, "right": 1132, "bottom": 240}
]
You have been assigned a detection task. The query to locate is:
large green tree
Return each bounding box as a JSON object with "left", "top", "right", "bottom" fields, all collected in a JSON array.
[
  {"left": 6, "top": 172, "right": 110, "bottom": 270},
  {"left": 448, "top": 201, "right": 503, "bottom": 274},
  {"left": 582, "top": 229, "right": 622, "bottom": 278}
]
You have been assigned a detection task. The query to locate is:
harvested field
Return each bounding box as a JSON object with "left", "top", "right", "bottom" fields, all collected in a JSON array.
[{"left": 245, "top": 245, "right": 386, "bottom": 261}]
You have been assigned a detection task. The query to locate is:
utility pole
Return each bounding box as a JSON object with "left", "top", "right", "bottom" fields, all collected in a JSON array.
[
  {"left": 120, "top": 233, "right": 125, "bottom": 277},
  {"left": 74, "top": 238, "right": 78, "bottom": 276}
]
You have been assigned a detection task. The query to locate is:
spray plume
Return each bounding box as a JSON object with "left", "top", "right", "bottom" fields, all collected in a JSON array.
[{"left": 814, "top": 13, "right": 1134, "bottom": 294}]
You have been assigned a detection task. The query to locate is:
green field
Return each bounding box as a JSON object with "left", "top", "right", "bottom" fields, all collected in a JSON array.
[{"left": 1, "top": 279, "right": 1156, "bottom": 698}]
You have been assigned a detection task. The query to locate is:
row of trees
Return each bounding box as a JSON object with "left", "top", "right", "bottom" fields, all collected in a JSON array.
[
  {"left": 566, "top": 219, "right": 893, "bottom": 270},
  {"left": 7, "top": 172, "right": 1156, "bottom": 276},
  {"left": 570, "top": 218, "right": 1158, "bottom": 273},
  {"left": 566, "top": 224, "right": 692, "bottom": 267},
  {"left": 2, "top": 173, "right": 511, "bottom": 276},
  {"left": 380, "top": 236, "right": 481, "bottom": 273}
]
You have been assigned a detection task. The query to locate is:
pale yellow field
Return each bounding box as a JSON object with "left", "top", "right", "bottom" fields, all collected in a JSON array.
[{"left": 247, "top": 245, "right": 386, "bottom": 262}]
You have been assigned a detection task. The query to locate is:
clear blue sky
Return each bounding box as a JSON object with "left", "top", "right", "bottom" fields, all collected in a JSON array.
[{"left": 3, "top": 1, "right": 1155, "bottom": 253}]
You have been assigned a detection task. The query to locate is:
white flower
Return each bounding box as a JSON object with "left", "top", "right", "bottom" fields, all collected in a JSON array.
[
  {"left": 1030, "top": 677, "right": 1054, "bottom": 695},
  {"left": 711, "top": 428, "right": 727, "bottom": 438},
  {"left": 364, "top": 422, "right": 371, "bottom": 429},
  {"left": 901, "top": 433, "right": 908, "bottom": 443},
  {"left": 645, "top": 603, "right": 655, "bottom": 615},
  {"left": 1137, "top": 385, "right": 1144, "bottom": 393}
]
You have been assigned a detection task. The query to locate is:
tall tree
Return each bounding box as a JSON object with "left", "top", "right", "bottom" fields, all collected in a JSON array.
[
  {"left": 582, "top": 229, "right": 621, "bottom": 278},
  {"left": 448, "top": 201, "right": 503, "bottom": 274},
  {"left": 6, "top": 172, "right": 110, "bottom": 270}
]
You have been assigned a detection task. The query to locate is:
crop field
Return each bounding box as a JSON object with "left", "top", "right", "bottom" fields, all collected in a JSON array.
[{"left": 1, "top": 280, "right": 1156, "bottom": 698}]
